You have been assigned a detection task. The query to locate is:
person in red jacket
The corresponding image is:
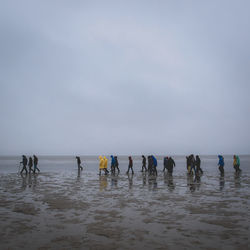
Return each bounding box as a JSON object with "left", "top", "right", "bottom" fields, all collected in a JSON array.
[{"left": 127, "top": 156, "right": 134, "bottom": 174}]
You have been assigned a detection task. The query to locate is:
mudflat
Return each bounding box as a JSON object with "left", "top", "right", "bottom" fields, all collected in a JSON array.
[{"left": 0, "top": 155, "right": 249, "bottom": 249}]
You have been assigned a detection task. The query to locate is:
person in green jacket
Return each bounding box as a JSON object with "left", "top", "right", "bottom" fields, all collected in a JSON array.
[{"left": 233, "top": 155, "right": 241, "bottom": 173}]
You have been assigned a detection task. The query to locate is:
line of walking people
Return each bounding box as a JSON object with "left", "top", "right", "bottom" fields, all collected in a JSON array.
[
  {"left": 18, "top": 154, "right": 242, "bottom": 176},
  {"left": 19, "top": 155, "right": 40, "bottom": 174},
  {"left": 98, "top": 155, "right": 176, "bottom": 176}
]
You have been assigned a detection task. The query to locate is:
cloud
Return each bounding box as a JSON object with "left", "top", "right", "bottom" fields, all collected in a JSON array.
[{"left": 0, "top": 0, "right": 249, "bottom": 155}]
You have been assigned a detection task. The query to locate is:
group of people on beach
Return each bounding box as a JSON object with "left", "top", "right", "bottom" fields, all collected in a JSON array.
[
  {"left": 97, "top": 155, "right": 176, "bottom": 176},
  {"left": 186, "top": 155, "right": 203, "bottom": 176},
  {"left": 217, "top": 155, "right": 241, "bottom": 175},
  {"left": 19, "top": 155, "right": 40, "bottom": 174},
  {"left": 18, "top": 154, "right": 242, "bottom": 176}
]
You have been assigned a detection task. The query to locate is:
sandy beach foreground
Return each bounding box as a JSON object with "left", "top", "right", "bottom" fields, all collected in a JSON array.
[{"left": 0, "top": 156, "right": 249, "bottom": 250}]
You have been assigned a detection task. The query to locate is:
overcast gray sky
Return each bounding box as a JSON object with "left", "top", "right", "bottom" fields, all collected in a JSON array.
[{"left": 0, "top": 0, "right": 249, "bottom": 155}]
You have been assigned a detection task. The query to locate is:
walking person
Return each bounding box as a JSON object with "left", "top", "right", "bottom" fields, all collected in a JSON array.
[
  {"left": 233, "top": 155, "right": 241, "bottom": 173},
  {"left": 163, "top": 157, "right": 168, "bottom": 172},
  {"left": 33, "top": 155, "right": 40, "bottom": 173},
  {"left": 103, "top": 156, "right": 109, "bottom": 174},
  {"left": 127, "top": 156, "right": 134, "bottom": 174},
  {"left": 114, "top": 156, "right": 120, "bottom": 173},
  {"left": 99, "top": 156, "right": 108, "bottom": 175},
  {"left": 76, "top": 156, "right": 83, "bottom": 171},
  {"left": 110, "top": 155, "right": 116, "bottom": 174},
  {"left": 167, "top": 157, "right": 175, "bottom": 175},
  {"left": 186, "top": 155, "right": 191, "bottom": 174},
  {"left": 28, "top": 156, "right": 34, "bottom": 174},
  {"left": 141, "top": 155, "right": 147, "bottom": 172},
  {"left": 20, "top": 155, "right": 28, "bottom": 174},
  {"left": 218, "top": 155, "right": 225, "bottom": 175},
  {"left": 148, "top": 156, "right": 152, "bottom": 174},
  {"left": 195, "top": 155, "right": 203, "bottom": 174},
  {"left": 151, "top": 155, "right": 158, "bottom": 175},
  {"left": 190, "top": 155, "right": 196, "bottom": 175}
]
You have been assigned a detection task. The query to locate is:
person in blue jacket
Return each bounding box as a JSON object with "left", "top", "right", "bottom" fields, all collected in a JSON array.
[
  {"left": 218, "top": 155, "right": 224, "bottom": 175},
  {"left": 110, "top": 155, "right": 116, "bottom": 174},
  {"left": 151, "top": 155, "right": 158, "bottom": 175}
]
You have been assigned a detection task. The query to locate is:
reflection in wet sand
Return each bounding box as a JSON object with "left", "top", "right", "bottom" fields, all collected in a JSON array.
[
  {"left": 234, "top": 172, "right": 241, "bottom": 188},
  {"left": 219, "top": 175, "right": 225, "bottom": 190},
  {"left": 127, "top": 173, "right": 133, "bottom": 189},
  {"left": 164, "top": 173, "right": 175, "bottom": 192},
  {"left": 0, "top": 155, "right": 249, "bottom": 250},
  {"left": 99, "top": 175, "right": 108, "bottom": 191},
  {"left": 111, "top": 173, "right": 119, "bottom": 188},
  {"left": 148, "top": 175, "right": 157, "bottom": 191}
]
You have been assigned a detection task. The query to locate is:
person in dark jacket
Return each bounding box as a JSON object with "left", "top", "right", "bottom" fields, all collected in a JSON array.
[
  {"left": 33, "top": 155, "right": 40, "bottom": 173},
  {"left": 218, "top": 155, "right": 224, "bottom": 175},
  {"left": 127, "top": 156, "right": 134, "bottom": 174},
  {"left": 195, "top": 155, "right": 203, "bottom": 174},
  {"left": 76, "top": 156, "right": 83, "bottom": 171},
  {"left": 163, "top": 157, "right": 169, "bottom": 172},
  {"left": 20, "top": 155, "right": 28, "bottom": 174},
  {"left": 190, "top": 154, "right": 196, "bottom": 175},
  {"left": 186, "top": 155, "right": 191, "bottom": 173},
  {"left": 147, "top": 156, "right": 152, "bottom": 174},
  {"left": 167, "top": 157, "right": 175, "bottom": 175},
  {"left": 114, "top": 156, "right": 120, "bottom": 173},
  {"left": 28, "top": 157, "right": 34, "bottom": 174},
  {"left": 141, "top": 155, "right": 147, "bottom": 172}
]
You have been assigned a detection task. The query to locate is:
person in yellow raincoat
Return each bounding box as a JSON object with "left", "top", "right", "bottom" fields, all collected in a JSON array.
[
  {"left": 99, "top": 156, "right": 109, "bottom": 175},
  {"left": 103, "top": 156, "right": 109, "bottom": 175}
]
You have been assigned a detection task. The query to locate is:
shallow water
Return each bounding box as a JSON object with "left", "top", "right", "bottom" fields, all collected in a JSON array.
[{"left": 0, "top": 155, "right": 249, "bottom": 250}]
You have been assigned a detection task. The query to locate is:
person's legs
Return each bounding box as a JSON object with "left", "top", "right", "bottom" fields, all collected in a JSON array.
[
  {"left": 127, "top": 166, "right": 130, "bottom": 174},
  {"left": 34, "top": 164, "right": 40, "bottom": 173},
  {"left": 21, "top": 165, "right": 27, "bottom": 174},
  {"left": 219, "top": 166, "right": 224, "bottom": 175},
  {"left": 116, "top": 165, "right": 120, "bottom": 173}
]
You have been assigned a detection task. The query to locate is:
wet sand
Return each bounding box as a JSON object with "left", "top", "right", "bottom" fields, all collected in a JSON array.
[{"left": 0, "top": 156, "right": 249, "bottom": 249}]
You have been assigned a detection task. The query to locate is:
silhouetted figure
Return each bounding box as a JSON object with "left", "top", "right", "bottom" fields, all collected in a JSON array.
[
  {"left": 28, "top": 157, "right": 34, "bottom": 174},
  {"left": 127, "top": 156, "right": 134, "bottom": 174},
  {"left": 110, "top": 155, "right": 116, "bottom": 174},
  {"left": 195, "top": 155, "right": 203, "bottom": 174},
  {"left": 148, "top": 156, "right": 153, "bottom": 174},
  {"left": 114, "top": 156, "right": 120, "bottom": 173},
  {"left": 20, "top": 155, "right": 28, "bottom": 174},
  {"left": 141, "top": 155, "right": 147, "bottom": 172},
  {"left": 190, "top": 154, "right": 196, "bottom": 175},
  {"left": 76, "top": 156, "right": 83, "bottom": 171},
  {"left": 233, "top": 155, "right": 241, "bottom": 173},
  {"left": 163, "top": 157, "right": 169, "bottom": 172},
  {"left": 167, "top": 157, "right": 175, "bottom": 175},
  {"left": 33, "top": 155, "right": 40, "bottom": 173},
  {"left": 186, "top": 155, "right": 191, "bottom": 174},
  {"left": 151, "top": 155, "right": 158, "bottom": 175},
  {"left": 218, "top": 155, "right": 224, "bottom": 175}
]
